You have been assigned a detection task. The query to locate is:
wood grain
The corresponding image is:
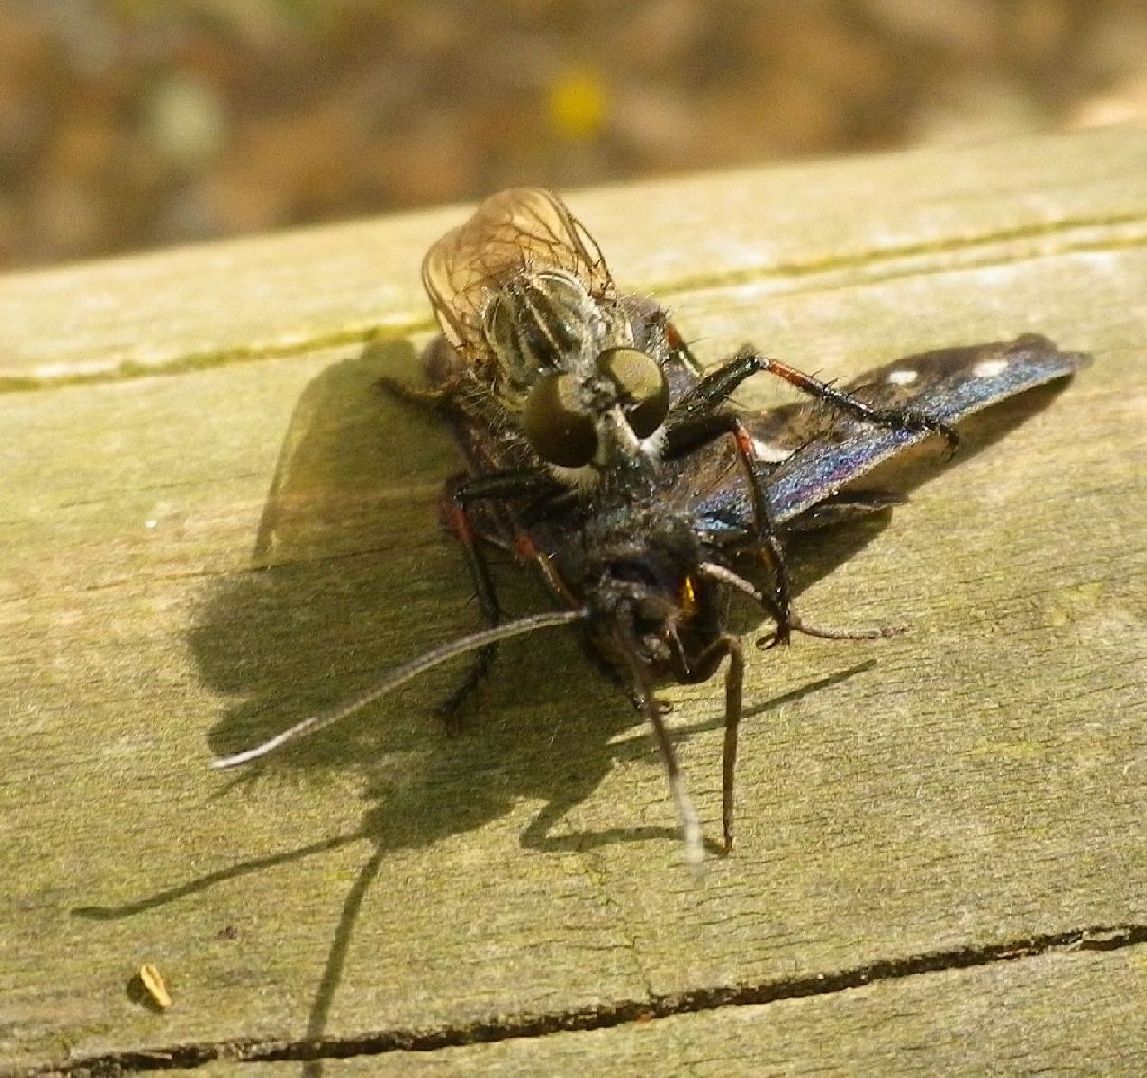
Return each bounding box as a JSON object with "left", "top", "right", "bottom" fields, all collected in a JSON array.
[
  {"left": 193, "top": 947, "right": 1147, "bottom": 1074},
  {"left": 0, "top": 125, "right": 1143, "bottom": 1073}
]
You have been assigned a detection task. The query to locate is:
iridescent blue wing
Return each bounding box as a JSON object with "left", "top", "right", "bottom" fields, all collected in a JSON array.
[
  {"left": 761, "top": 334, "right": 1087, "bottom": 527},
  {"left": 687, "top": 334, "right": 1088, "bottom": 535}
]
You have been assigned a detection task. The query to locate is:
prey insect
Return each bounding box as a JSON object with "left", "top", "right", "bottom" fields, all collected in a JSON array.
[{"left": 214, "top": 188, "right": 1086, "bottom": 864}]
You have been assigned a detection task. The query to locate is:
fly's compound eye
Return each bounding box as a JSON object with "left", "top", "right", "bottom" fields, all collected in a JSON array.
[
  {"left": 523, "top": 372, "right": 598, "bottom": 467},
  {"left": 596, "top": 347, "right": 670, "bottom": 438},
  {"left": 523, "top": 348, "right": 669, "bottom": 468}
]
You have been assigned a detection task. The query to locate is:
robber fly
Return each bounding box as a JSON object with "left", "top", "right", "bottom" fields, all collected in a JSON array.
[{"left": 214, "top": 188, "right": 1085, "bottom": 865}]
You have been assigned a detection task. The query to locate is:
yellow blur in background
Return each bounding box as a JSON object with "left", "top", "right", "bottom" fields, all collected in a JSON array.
[{"left": 2, "top": 0, "right": 1145, "bottom": 269}]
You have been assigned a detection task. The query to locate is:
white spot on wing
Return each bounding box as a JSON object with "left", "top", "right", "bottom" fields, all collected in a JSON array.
[
  {"left": 751, "top": 438, "right": 794, "bottom": 463},
  {"left": 973, "top": 358, "right": 1009, "bottom": 379},
  {"left": 887, "top": 368, "right": 918, "bottom": 386}
]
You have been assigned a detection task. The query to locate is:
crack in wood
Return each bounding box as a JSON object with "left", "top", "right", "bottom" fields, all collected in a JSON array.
[
  {"left": 33, "top": 922, "right": 1147, "bottom": 1076},
  {"left": 661, "top": 209, "right": 1147, "bottom": 298}
]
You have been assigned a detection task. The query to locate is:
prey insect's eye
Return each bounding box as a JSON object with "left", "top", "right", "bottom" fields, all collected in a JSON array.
[
  {"left": 596, "top": 347, "right": 670, "bottom": 438},
  {"left": 679, "top": 575, "right": 697, "bottom": 616},
  {"left": 523, "top": 371, "right": 598, "bottom": 467}
]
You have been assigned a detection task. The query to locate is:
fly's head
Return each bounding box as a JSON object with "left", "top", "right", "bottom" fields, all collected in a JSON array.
[{"left": 481, "top": 268, "right": 671, "bottom": 476}]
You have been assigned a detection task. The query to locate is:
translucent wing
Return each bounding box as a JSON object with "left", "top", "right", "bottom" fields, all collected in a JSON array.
[{"left": 422, "top": 188, "right": 615, "bottom": 364}]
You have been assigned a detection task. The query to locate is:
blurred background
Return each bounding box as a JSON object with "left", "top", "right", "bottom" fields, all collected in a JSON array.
[{"left": 2, "top": 0, "right": 1146, "bottom": 270}]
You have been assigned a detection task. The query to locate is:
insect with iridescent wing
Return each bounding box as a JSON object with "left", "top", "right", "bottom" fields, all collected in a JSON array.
[{"left": 214, "top": 188, "right": 1086, "bottom": 864}]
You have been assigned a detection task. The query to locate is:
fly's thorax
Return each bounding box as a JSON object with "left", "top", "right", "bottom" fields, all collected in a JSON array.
[{"left": 481, "top": 269, "right": 617, "bottom": 396}]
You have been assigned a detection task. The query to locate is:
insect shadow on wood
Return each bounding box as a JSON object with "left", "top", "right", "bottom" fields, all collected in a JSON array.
[
  {"left": 193, "top": 344, "right": 459, "bottom": 777},
  {"left": 210, "top": 189, "right": 1088, "bottom": 866},
  {"left": 195, "top": 342, "right": 632, "bottom": 854}
]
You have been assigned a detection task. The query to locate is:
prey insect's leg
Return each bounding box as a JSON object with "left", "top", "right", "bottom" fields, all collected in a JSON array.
[
  {"left": 699, "top": 558, "right": 906, "bottom": 648},
  {"left": 721, "top": 636, "right": 744, "bottom": 854},
  {"left": 513, "top": 531, "right": 580, "bottom": 609},
  {"left": 436, "top": 492, "right": 501, "bottom": 728},
  {"left": 666, "top": 630, "right": 745, "bottom": 854},
  {"left": 670, "top": 347, "right": 959, "bottom": 449},
  {"left": 631, "top": 662, "right": 703, "bottom": 867},
  {"left": 729, "top": 417, "right": 791, "bottom": 646},
  {"left": 646, "top": 684, "right": 703, "bottom": 867},
  {"left": 663, "top": 409, "right": 792, "bottom": 644},
  {"left": 773, "top": 610, "right": 905, "bottom": 643},
  {"left": 437, "top": 469, "right": 560, "bottom": 723},
  {"left": 617, "top": 617, "right": 704, "bottom": 866}
]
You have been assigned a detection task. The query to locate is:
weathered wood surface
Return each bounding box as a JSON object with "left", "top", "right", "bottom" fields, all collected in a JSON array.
[
  {"left": 1, "top": 125, "right": 1144, "bottom": 1075},
  {"left": 194, "top": 947, "right": 1145, "bottom": 1075}
]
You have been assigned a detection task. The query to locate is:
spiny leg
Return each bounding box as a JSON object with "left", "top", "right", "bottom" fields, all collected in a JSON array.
[
  {"left": 381, "top": 366, "right": 568, "bottom": 720},
  {"left": 666, "top": 629, "right": 745, "bottom": 856},
  {"left": 662, "top": 345, "right": 958, "bottom": 647},
  {"left": 729, "top": 417, "right": 791, "bottom": 646},
  {"left": 617, "top": 618, "right": 704, "bottom": 866},
  {"left": 640, "top": 680, "right": 703, "bottom": 867},
  {"left": 381, "top": 370, "right": 529, "bottom": 447},
  {"left": 378, "top": 375, "right": 454, "bottom": 410},
  {"left": 512, "top": 531, "right": 580, "bottom": 608},
  {"left": 669, "top": 346, "right": 958, "bottom": 450},
  {"left": 663, "top": 409, "right": 792, "bottom": 644},
  {"left": 436, "top": 494, "right": 501, "bottom": 728},
  {"left": 699, "top": 558, "right": 905, "bottom": 648},
  {"left": 720, "top": 635, "right": 744, "bottom": 854},
  {"left": 437, "top": 469, "right": 560, "bottom": 724},
  {"left": 379, "top": 369, "right": 510, "bottom": 721}
]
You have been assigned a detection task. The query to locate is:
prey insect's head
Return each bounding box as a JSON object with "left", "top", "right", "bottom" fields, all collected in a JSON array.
[
  {"left": 579, "top": 517, "right": 722, "bottom": 674},
  {"left": 572, "top": 523, "right": 763, "bottom": 868}
]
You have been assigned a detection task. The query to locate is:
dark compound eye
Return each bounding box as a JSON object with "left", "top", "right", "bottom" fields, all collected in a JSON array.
[
  {"left": 522, "top": 371, "right": 598, "bottom": 467},
  {"left": 523, "top": 348, "right": 670, "bottom": 468},
  {"left": 597, "top": 347, "right": 670, "bottom": 438}
]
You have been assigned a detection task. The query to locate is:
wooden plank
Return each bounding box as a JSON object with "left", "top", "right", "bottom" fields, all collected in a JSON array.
[
  {"left": 3, "top": 123, "right": 1147, "bottom": 384},
  {"left": 0, "top": 126, "right": 1144, "bottom": 1072},
  {"left": 193, "top": 947, "right": 1147, "bottom": 1073}
]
